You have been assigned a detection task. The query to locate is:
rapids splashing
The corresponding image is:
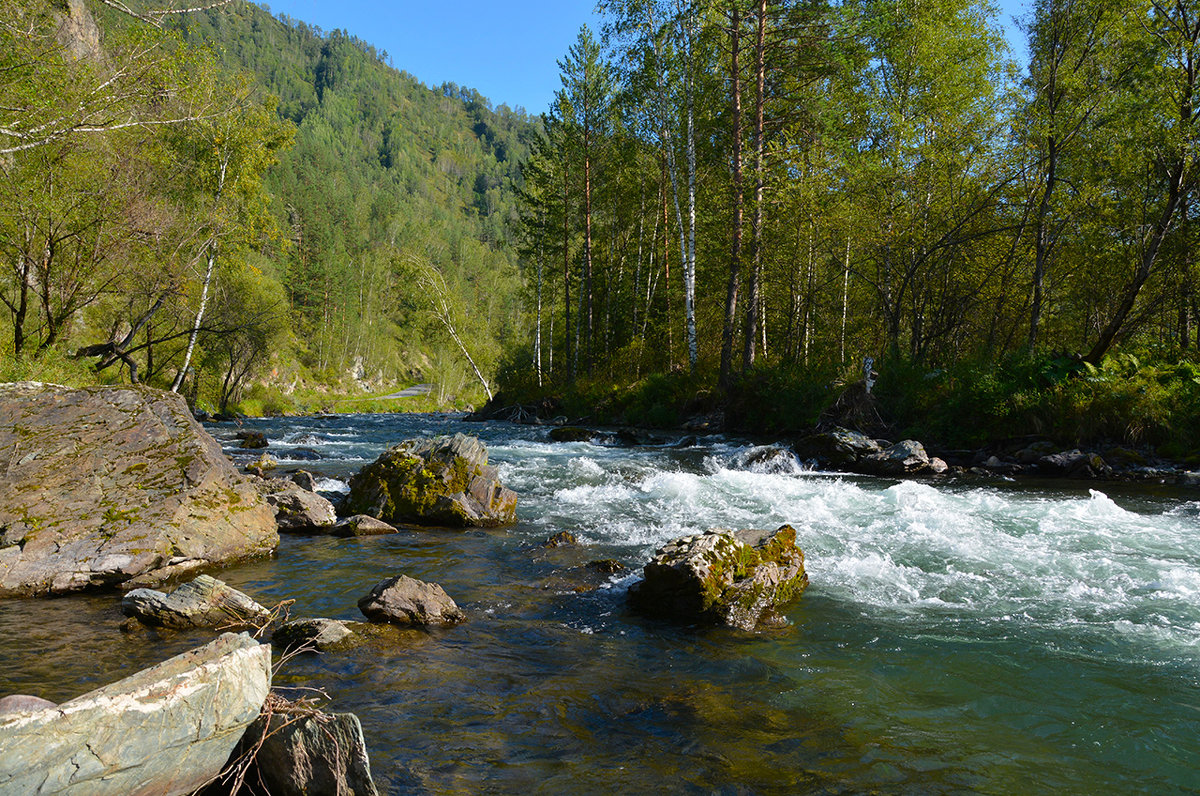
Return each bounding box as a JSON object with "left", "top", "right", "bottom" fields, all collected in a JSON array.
[{"left": 3, "top": 413, "right": 1199, "bottom": 794}]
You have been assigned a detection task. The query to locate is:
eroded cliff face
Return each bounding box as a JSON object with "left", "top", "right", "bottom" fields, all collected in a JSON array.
[{"left": 0, "top": 382, "right": 278, "bottom": 596}]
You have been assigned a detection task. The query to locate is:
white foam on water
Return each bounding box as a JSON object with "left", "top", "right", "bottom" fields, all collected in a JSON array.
[{"left": 511, "top": 446, "right": 1200, "bottom": 658}]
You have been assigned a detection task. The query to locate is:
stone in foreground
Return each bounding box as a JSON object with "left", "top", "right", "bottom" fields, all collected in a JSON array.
[
  {"left": 235, "top": 710, "right": 379, "bottom": 796},
  {"left": 122, "top": 574, "right": 270, "bottom": 629},
  {"left": 0, "top": 383, "right": 278, "bottom": 596},
  {"left": 358, "top": 574, "right": 465, "bottom": 627},
  {"left": 628, "top": 525, "right": 808, "bottom": 631},
  {"left": 345, "top": 433, "right": 517, "bottom": 527},
  {"left": 0, "top": 632, "right": 271, "bottom": 796}
]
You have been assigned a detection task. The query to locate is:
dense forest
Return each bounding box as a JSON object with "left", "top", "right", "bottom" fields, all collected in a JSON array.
[
  {"left": 0, "top": 0, "right": 534, "bottom": 412},
  {"left": 508, "top": 0, "right": 1200, "bottom": 453},
  {"left": 4, "top": 0, "right": 1200, "bottom": 454}
]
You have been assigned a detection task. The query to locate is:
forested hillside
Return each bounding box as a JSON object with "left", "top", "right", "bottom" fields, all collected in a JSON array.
[
  {"left": 508, "top": 0, "right": 1200, "bottom": 452},
  {"left": 1, "top": 0, "right": 535, "bottom": 411}
]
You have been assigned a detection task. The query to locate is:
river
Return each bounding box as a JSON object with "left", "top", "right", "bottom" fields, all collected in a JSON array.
[{"left": 2, "top": 412, "right": 1199, "bottom": 794}]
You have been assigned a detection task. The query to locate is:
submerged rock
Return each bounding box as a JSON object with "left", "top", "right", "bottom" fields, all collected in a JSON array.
[
  {"left": 358, "top": 574, "right": 465, "bottom": 627},
  {"left": 543, "top": 530, "right": 578, "bottom": 548},
  {"left": 628, "top": 525, "right": 808, "bottom": 632},
  {"left": 333, "top": 514, "right": 399, "bottom": 537},
  {"left": 122, "top": 574, "right": 270, "bottom": 630},
  {"left": 273, "top": 618, "right": 358, "bottom": 652},
  {"left": 549, "top": 426, "right": 595, "bottom": 443},
  {"left": 235, "top": 710, "right": 379, "bottom": 796},
  {"left": 0, "top": 383, "right": 278, "bottom": 596},
  {"left": 0, "top": 632, "right": 271, "bottom": 796},
  {"left": 345, "top": 433, "right": 517, "bottom": 527}
]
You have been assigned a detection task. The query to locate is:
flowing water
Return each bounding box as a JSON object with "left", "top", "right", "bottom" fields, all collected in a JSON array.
[{"left": 3, "top": 413, "right": 1200, "bottom": 794}]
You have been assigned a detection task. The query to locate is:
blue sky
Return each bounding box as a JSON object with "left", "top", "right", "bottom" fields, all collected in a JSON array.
[{"left": 263, "top": 0, "right": 1031, "bottom": 115}]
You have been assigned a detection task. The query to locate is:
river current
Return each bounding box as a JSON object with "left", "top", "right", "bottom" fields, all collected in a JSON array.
[{"left": 2, "top": 412, "right": 1199, "bottom": 794}]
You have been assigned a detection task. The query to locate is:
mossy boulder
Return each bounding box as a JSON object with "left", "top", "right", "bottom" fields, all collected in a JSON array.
[
  {"left": 628, "top": 525, "right": 808, "bottom": 631},
  {"left": 0, "top": 383, "right": 278, "bottom": 597},
  {"left": 345, "top": 433, "right": 516, "bottom": 527}
]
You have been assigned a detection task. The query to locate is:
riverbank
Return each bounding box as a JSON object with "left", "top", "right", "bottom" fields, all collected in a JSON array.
[{"left": 484, "top": 351, "right": 1200, "bottom": 483}]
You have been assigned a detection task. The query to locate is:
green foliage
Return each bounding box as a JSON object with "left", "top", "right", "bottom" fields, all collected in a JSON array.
[{"left": 874, "top": 350, "right": 1200, "bottom": 455}]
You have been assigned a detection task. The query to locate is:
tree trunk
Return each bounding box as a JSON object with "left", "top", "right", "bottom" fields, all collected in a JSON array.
[
  {"left": 743, "top": 0, "right": 767, "bottom": 372},
  {"left": 720, "top": 4, "right": 744, "bottom": 392},
  {"left": 173, "top": 153, "right": 228, "bottom": 393},
  {"left": 1085, "top": 161, "right": 1187, "bottom": 364}
]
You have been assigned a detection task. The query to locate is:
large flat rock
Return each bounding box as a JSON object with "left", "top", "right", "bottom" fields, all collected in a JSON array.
[
  {"left": 0, "top": 383, "right": 279, "bottom": 596},
  {"left": 0, "top": 632, "right": 272, "bottom": 795}
]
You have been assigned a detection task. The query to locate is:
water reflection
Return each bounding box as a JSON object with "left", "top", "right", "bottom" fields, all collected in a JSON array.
[{"left": 2, "top": 413, "right": 1199, "bottom": 794}]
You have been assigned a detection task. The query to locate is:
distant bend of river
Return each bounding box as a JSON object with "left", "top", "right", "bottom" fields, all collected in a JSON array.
[{"left": 3, "top": 412, "right": 1199, "bottom": 794}]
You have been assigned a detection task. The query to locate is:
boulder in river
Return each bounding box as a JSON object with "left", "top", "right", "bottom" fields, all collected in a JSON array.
[
  {"left": 358, "top": 574, "right": 465, "bottom": 627},
  {"left": 122, "top": 574, "right": 270, "bottom": 629},
  {"left": 862, "top": 439, "right": 933, "bottom": 475},
  {"left": 257, "top": 478, "right": 337, "bottom": 532},
  {"left": 795, "top": 427, "right": 883, "bottom": 468},
  {"left": 345, "top": 433, "right": 517, "bottom": 527},
  {"left": 1037, "top": 449, "right": 1113, "bottom": 479},
  {"left": 273, "top": 618, "right": 358, "bottom": 652},
  {"left": 0, "top": 383, "right": 278, "bottom": 596},
  {"left": 237, "top": 430, "right": 269, "bottom": 449},
  {"left": 333, "top": 514, "right": 399, "bottom": 537},
  {"left": 549, "top": 426, "right": 596, "bottom": 443},
  {"left": 0, "top": 632, "right": 271, "bottom": 796},
  {"left": 235, "top": 709, "right": 379, "bottom": 796},
  {"left": 628, "top": 525, "right": 808, "bottom": 632}
]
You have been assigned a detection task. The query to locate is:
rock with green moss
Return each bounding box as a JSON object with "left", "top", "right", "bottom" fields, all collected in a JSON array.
[
  {"left": 345, "top": 433, "right": 517, "bottom": 527},
  {"left": 628, "top": 525, "right": 808, "bottom": 631},
  {"left": 0, "top": 382, "right": 279, "bottom": 597}
]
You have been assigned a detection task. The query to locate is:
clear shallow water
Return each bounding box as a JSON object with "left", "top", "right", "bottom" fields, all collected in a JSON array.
[{"left": 3, "top": 413, "right": 1200, "bottom": 794}]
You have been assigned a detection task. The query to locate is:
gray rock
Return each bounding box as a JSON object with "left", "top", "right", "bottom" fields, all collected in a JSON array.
[
  {"left": 122, "top": 574, "right": 270, "bottom": 629},
  {"left": 628, "top": 525, "right": 808, "bottom": 631},
  {"left": 0, "top": 383, "right": 278, "bottom": 597},
  {"left": 345, "top": 433, "right": 517, "bottom": 527},
  {"left": 0, "top": 632, "right": 271, "bottom": 796},
  {"left": 259, "top": 478, "right": 337, "bottom": 531},
  {"left": 289, "top": 470, "right": 318, "bottom": 491},
  {"left": 273, "top": 618, "right": 357, "bottom": 652},
  {"left": 237, "top": 711, "right": 378, "bottom": 796},
  {"left": 0, "top": 695, "right": 56, "bottom": 714},
  {"left": 795, "top": 427, "right": 882, "bottom": 467},
  {"left": 358, "top": 575, "right": 465, "bottom": 627},
  {"left": 1038, "top": 449, "right": 1112, "bottom": 479},
  {"left": 863, "top": 439, "right": 931, "bottom": 475},
  {"left": 332, "top": 515, "right": 398, "bottom": 537}
]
